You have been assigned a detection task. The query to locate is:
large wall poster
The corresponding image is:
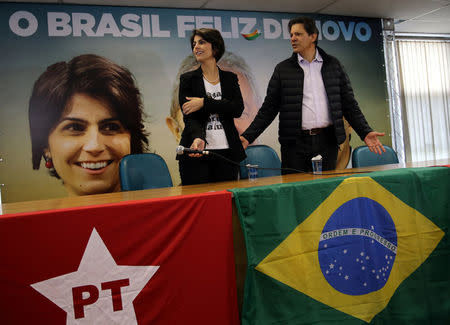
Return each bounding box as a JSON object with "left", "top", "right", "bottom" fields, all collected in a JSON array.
[{"left": 0, "top": 3, "right": 389, "bottom": 203}]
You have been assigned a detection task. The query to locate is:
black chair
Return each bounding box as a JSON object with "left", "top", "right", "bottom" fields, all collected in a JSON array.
[
  {"left": 119, "top": 153, "right": 173, "bottom": 191},
  {"left": 352, "top": 145, "right": 399, "bottom": 167}
]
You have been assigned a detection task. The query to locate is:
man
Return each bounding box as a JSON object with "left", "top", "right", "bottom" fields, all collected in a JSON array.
[{"left": 240, "top": 16, "right": 385, "bottom": 173}]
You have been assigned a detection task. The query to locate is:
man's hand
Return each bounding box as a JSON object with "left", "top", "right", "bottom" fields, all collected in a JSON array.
[
  {"left": 189, "top": 138, "right": 205, "bottom": 157},
  {"left": 182, "top": 97, "right": 204, "bottom": 115},
  {"left": 240, "top": 136, "right": 249, "bottom": 150},
  {"left": 364, "top": 131, "right": 386, "bottom": 155}
]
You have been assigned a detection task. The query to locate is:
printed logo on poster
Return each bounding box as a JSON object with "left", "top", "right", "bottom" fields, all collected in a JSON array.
[{"left": 242, "top": 29, "right": 261, "bottom": 40}]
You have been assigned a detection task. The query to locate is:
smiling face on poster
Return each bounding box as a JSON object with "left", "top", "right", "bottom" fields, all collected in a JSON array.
[
  {"left": 44, "top": 94, "right": 131, "bottom": 196},
  {"left": 0, "top": 3, "right": 390, "bottom": 203},
  {"left": 28, "top": 54, "right": 148, "bottom": 196}
]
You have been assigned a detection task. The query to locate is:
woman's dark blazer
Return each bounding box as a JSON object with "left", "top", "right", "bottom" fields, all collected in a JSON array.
[{"left": 177, "top": 66, "right": 246, "bottom": 162}]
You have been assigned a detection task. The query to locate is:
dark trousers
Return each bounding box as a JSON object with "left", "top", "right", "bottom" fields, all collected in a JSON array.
[
  {"left": 280, "top": 127, "right": 338, "bottom": 174},
  {"left": 178, "top": 149, "right": 240, "bottom": 185}
]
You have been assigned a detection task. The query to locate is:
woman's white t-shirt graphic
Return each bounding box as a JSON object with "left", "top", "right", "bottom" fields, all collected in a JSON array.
[{"left": 203, "top": 78, "right": 229, "bottom": 150}]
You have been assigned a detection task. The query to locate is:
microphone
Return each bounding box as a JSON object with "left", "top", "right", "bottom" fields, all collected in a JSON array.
[{"left": 176, "top": 145, "right": 210, "bottom": 155}]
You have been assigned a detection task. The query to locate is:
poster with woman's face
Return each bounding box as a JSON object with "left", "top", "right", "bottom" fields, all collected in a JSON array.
[{"left": 0, "top": 3, "right": 389, "bottom": 203}]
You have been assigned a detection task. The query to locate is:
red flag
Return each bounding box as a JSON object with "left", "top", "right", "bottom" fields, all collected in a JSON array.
[{"left": 0, "top": 191, "right": 238, "bottom": 325}]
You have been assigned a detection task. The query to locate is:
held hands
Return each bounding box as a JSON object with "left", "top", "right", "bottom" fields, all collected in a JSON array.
[
  {"left": 182, "top": 97, "right": 204, "bottom": 115},
  {"left": 189, "top": 138, "right": 206, "bottom": 157},
  {"left": 364, "top": 131, "right": 386, "bottom": 155},
  {"left": 240, "top": 136, "right": 249, "bottom": 150}
]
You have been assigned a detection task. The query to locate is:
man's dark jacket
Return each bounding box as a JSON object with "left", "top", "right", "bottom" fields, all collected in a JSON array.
[{"left": 241, "top": 47, "right": 373, "bottom": 146}]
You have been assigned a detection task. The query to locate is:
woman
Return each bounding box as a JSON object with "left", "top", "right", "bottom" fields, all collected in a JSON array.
[
  {"left": 166, "top": 51, "right": 261, "bottom": 143},
  {"left": 177, "top": 28, "right": 246, "bottom": 185},
  {"left": 29, "top": 54, "right": 148, "bottom": 196}
]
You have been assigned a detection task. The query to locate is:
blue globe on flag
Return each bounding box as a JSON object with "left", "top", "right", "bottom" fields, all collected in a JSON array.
[{"left": 318, "top": 197, "right": 397, "bottom": 295}]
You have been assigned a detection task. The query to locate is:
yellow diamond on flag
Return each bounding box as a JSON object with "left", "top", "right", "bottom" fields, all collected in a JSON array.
[{"left": 255, "top": 177, "right": 444, "bottom": 323}]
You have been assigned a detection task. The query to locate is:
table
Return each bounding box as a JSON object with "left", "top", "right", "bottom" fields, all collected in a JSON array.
[
  {"left": 5, "top": 161, "right": 444, "bottom": 215},
  {"left": 1, "top": 159, "right": 449, "bottom": 323}
]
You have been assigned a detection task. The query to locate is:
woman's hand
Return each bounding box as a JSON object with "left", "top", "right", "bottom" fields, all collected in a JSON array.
[
  {"left": 189, "top": 138, "right": 206, "bottom": 157},
  {"left": 182, "top": 97, "right": 204, "bottom": 115},
  {"left": 240, "top": 136, "right": 249, "bottom": 149}
]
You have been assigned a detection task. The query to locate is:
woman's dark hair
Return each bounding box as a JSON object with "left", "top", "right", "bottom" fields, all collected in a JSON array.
[
  {"left": 28, "top": 54, "right": 148, "bottom": 175},
  {"left": 288, "top": 16, "right": 319, "bottom": 46},
  {"left": 190, "top": 28, "right": 225, "bottom": 62}
]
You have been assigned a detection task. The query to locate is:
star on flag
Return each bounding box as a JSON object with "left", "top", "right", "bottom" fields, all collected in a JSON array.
[{"left": 31, "top": 228, "right": 159, "bottom": 325}]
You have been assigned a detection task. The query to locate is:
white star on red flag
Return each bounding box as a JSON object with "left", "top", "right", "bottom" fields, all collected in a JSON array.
[{"left": 31, "top": 228, "right": 159, "bottom": 324}]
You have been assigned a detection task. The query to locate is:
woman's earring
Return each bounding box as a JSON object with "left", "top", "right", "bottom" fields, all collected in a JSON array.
[{"left": 45, "top": 157, "right": 54, "bottom": 169}]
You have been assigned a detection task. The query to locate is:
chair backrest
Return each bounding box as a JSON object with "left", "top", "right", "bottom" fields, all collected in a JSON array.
[
  {"left": 120, "top": 153, "right": 173, "bottom": 191},
  {"left": 352, "top": 145, "right": 399, "bottom": 167},
  {"left": 240, "top": 145, "right": 281, "bottom": 179}
]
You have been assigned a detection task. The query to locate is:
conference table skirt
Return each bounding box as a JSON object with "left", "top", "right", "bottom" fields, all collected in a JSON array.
[{"left": 1, "top": 159, "right": 449, "bottom": 324}]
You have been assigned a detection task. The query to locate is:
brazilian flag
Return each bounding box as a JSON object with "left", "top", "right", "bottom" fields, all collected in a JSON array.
[{"left": 232, "top": 167, "right": 449, "bottom": 324}]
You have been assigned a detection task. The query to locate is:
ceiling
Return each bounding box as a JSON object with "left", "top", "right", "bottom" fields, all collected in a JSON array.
[{"left": 2, "top": 0, "right": 450, "bottom": 34}]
